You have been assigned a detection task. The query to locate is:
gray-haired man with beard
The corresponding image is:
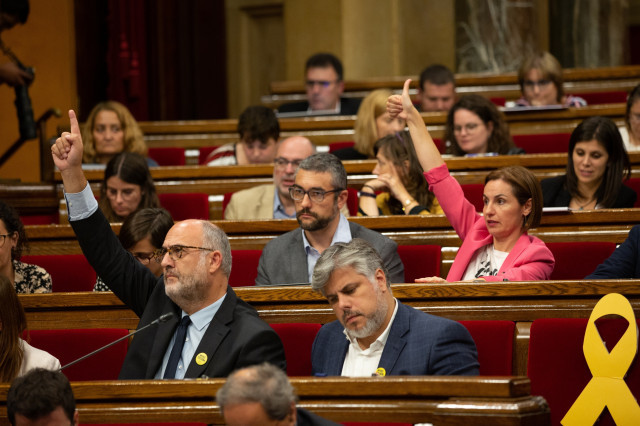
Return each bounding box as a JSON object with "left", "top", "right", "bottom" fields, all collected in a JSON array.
[
  {"left": 256, "top": 153, "right": 404, "bottom": 286},
  {"left": 51, "top": 110, "right": 285, "bottom": 380},
  {"left": 310, "top": 238, "right": 479, "bottom": 377}
]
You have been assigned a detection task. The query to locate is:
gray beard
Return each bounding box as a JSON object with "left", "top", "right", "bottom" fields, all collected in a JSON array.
[
  {"left": 345, "top": 291, "right": 389, "bottom": 341},
  {"left": 164, "top": 253, "right": 208, "bottom": 309}
]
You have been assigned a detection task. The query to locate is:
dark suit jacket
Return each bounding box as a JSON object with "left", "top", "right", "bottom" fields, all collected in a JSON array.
[
  {"left": 70, "top": 209, "right": 286, "bottom": 379},
  {"left": 277, "top": 97, "right": 361, "bottom": 116},
  {"left": 255, "top": 221, "right": 405, "bottom": 285},
  {"left": 541, "top": 175, "right": 637, "bottom": 208},
  {"left": 296, "top": 408, "right": 340, "bottom": 426},
  {"left": 311, "top": 301, "right": 479, "bottom": 376},
  {"left": 587, "top": 225, "right": 640, "bottom": 279}
]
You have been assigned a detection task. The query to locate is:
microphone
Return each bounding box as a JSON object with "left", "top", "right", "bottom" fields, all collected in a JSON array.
[{"left": 60, "top": 312, "right": 174, "bottom": 371}]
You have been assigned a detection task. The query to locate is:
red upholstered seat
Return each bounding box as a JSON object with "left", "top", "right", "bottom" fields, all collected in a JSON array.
[
  {"left": 545, "top": 241, "right": 616, "bottom": 280},
  {"left": 25, "top": 328, "right": 129, "bottom": 381},
  {"left": 21, "top": 254, "right": 96, "bottom": 292},
  {"left": 461, "top": 183, "right": 484, "bottom": 212},
  {"left": 198, "top": 146, "right": 218, "bottom": 165},
  {"left": 512, "top": 132, "right": 571, "bottom": 154},
  {"left": 459, "top": 320, "right": 514, "bottom": 376},
  {"left": 270, "top": 323, "right": 322, "bottom": 376},
  {"left": 328, "top": 141, "right": 355, "bottom": 153},
  {"left": 158, "top": 193, "right": 209, "bottom": 221},
  {"left": 624, "top": 178, "right": 640, "bottom": 207},
  {"left": 346, "top": 188, "right": 358, "bottom": 216},
  {"left": 578, "top": 91, "right": 628, "bottom": 105},
  {"left": 528, "top": 318, "right": 640, "bottom": 426},
  {"left": 396, "top": 245, "right": 440, "bottom": 282},
  {"left": 229, "top": 249, "right": 261, "bottom": 287},
  {"left": 20, "top": 214, "right": 58, "bottom": 225},
  {"left": 148, "top": 147, "right": 186, "bottom": 166}
]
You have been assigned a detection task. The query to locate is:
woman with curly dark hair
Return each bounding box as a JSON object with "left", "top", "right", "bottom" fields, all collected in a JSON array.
[
  {"left": 0, "top": 201, "right": 51, "bottom": 293},
  {"left": 443, "top": 94, "right": 522, "bottom": 156},
  {"left": 358, "top": 131, "right": 442, "bottom": 216}
]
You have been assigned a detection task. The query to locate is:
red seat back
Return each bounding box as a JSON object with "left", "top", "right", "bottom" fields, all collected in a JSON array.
[
  {"left": 329, "top": 141, "right": 355, "bottom": 153},
  {"left": 512, "top": 133, "right": 571, "bottom": 154},
  {"left": 346, "top": 188, "right": 358, "bottom": 216},
  {"left": 546, "top": 241, "right": 616, "bottom": 280},
  {"left": 148, "top": 147, "right": 186, "bottom": 166},
  {"left": 229, "top": 249, "right": 261, "bottom": 287},
  {"left": 461, "top": 183, "right": 484, "bottom": 212},
  {"left": 396, "top": 245, "right": 441, "bottom": 282},
  {"left": 21, "top": 254, "right": 96, "bottom": 292},
  {"left": 25, "top": 328, "right": 129, "bottom": 381},
  {"left": 198, "top": 146, "right": 218, "bottom": 165},
  {"left": 20, "top": 214, "right": 58, "bottom": 225},
  {"left": 459, "top": 320, "right": 514, "bottom": 376},
  {"left": 624, "top": 178, "right": 640, "bottom": 207},
  {"left": 528, "top": 318, "right": 640, "bottom": 426},
  {"left": 578, "top": 91, "right": 628, "bottom": 105},
  {"left": 270, "top": 323, "right": 322, "bottom": 376},
  {"left": 158, "top": 193, "right": 209, "bottom": 221}
]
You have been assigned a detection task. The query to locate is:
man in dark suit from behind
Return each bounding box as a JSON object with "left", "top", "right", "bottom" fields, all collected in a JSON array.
[
  {"left": 217, "top": 362, "right": 339, "bottom": 426},
  {"left": 278, "top": 53, "right": 361, "bottom": 116},
  {"left": 310, "top": 238, "right": 479, "bottom": 377}
]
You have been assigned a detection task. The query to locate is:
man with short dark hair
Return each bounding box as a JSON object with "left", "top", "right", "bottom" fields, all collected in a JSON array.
[
  {"left": 256, "top": 153, "right": 404, "bottom": 285},
  {"left": 206, "top": 105, "right": 280, "bottom": 165},
  {"left": 217, "top": 362, "right": 339, "bottom": 426},
  {"left": 417, "top": 64, "right": 456, "bottom": 112},
  {"left": 7, "top": 368, "right": 79, "bottom": 426},
  {"left": 278, "top": 53, "right": 361, "bottom": 116},
  {"left": 310, "top": 238, "right": 479, "bottom": 377}
]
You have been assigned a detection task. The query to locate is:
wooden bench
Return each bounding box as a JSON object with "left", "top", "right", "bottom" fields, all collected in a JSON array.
[
  {"left": 263, "top": 65, "right": 640, "bottom": 108},
  {"left": 19, "top": 279, "right": 640, "bottom": 376},
  {"left": 136, "top": 104, "right": 626, "bottom": 161},
  {"left": 0, "top": 377, "right": 548, "bottom": 425},
  {"left": 21, "top": 210, "right": 640, "bottom": 279}
]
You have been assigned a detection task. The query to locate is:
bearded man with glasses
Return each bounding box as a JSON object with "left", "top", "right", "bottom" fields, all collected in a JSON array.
[
  {"left": 256, "top": 153, "right": 404, "bottom": 286},
  {"left": 51, "top": 110, "right": 285, "bottom": 380}
]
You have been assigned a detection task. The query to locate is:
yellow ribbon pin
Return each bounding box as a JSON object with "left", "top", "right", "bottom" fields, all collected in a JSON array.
[
  {"left": 562, "top": 293, "right": 640, "bottom": 425},
  {"left": 375, "top": 367, "right": 386, "bottom": 377},
  {"left": 195, "top": 353, "right": 208, "bottom": 366}
]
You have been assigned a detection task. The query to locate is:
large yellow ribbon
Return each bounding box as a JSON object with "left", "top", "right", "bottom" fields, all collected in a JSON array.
[{"left": 562, "top": 293, "right": 640, "bottom": 425}]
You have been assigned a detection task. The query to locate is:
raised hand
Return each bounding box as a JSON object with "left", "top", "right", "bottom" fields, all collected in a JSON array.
[
  {"left": 51, "top": 110, "right": 84, "bottom": 172},
  {"left": 386, "top": 79, "right": 414, "bottom": 120}
]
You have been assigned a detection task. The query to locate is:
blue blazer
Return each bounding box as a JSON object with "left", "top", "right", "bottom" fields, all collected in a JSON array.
[
  {"left": 311, "top": 301, "right": 479, "bottom": 376},
  {"left": 587, "top": 225, "right": 640, "bottom": 279}
]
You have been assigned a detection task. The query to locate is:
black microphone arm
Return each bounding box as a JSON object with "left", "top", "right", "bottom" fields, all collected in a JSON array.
[{"left": 60, "top": 312, "right": 174, "bottom": 371}]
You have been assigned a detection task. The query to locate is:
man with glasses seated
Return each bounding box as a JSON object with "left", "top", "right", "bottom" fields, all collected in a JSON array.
[
  {"left": 51, "top": 110, "right": 286, "bottom": 380},
  {"left": 225, "top": 136, "right": 347, "bottom": 220},
  {"left": 256, "top": 153, "right": 404, "bottom": 286},
  {"left": 277, "top": 53, "right": 361, "bottom": 116}
]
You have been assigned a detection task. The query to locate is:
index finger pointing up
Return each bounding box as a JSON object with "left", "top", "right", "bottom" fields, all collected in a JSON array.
[{"left": 69, "top": 110, "right": 80, "bottom": 135}]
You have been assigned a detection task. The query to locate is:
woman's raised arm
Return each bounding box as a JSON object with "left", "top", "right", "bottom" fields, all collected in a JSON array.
[{"left": 387, "top": 79, "right": 445, "bottom": 172}]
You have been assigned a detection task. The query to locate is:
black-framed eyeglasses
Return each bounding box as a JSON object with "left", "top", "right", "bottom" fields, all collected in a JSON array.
[
  {"left": 152, "top": 245, "right": 214, "bottom": 263},
  {"left": 0, "top": 233, "right": 14, "bottom": 248},
  {"left": 274, "top": 157, "right": 303, "bottom": 169},
  {"left": 305, "top": 80, "right": 338, "bottom": 88},
  {"left": 130, "top": 251, "right": 155, "bottom": 265},
  {"left": 288, "top": 186, "right": 343, "bottom": 203},
  {"left": 523, "top": 79, "right": 552, "bottom": 89}
]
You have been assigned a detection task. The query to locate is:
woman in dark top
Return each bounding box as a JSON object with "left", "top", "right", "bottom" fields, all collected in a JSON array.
[{"left": 541, "top": 116, "right": 636, "bottom": 209}]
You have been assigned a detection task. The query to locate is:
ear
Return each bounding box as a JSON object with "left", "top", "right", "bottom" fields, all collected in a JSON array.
[
  {"left": 336, "top": 189, "right": 349, "bottom": 209},
  {"left": 72, "top": 410, "right": 80, "bottom": 426},
  {"left": 337, "top": 80, "right": 345, "bottom": 94},
  {"left": 374, "top": 268, "right": 388, "bottom": 292},
  {"left": 522, "top": 198, "right": 532, "bottom": 218},
  {"left": 208, "top": 250, "right": 223, "bottom": 274},
  {"left": 287, "top": 401, "right": 297, "bottom": 426}
]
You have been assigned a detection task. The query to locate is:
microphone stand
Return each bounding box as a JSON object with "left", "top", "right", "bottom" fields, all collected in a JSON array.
[{"left": 60, "top": 312, "right": 174, "bottom": 371}]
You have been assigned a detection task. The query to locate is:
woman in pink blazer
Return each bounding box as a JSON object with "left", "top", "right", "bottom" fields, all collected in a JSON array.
[{"left": 387, "top": 80, "right": 554, "bottom": 282}]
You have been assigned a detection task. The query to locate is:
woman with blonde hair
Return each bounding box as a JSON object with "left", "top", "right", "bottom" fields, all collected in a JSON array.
[
  {"left": 333, "top": 89, "right": 405, "bottom": 160},
  {"left": 0, "top": 275, "right": 60, "bottom": 382},
  {"left": 82, "top": 101, "right": 158, "bottom": 166}
]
